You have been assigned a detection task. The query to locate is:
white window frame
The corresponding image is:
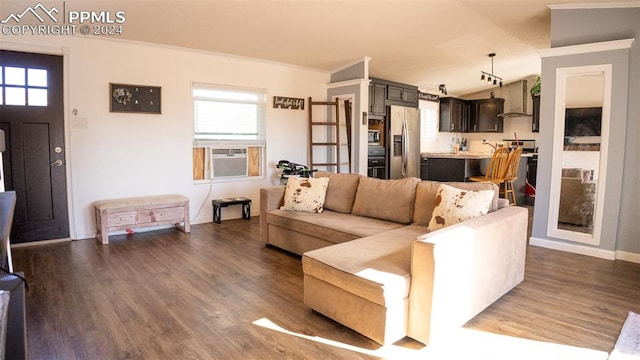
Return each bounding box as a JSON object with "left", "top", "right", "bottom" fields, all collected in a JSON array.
[{"left": 192, "top": 83, "right": 267, "bottom": 181}]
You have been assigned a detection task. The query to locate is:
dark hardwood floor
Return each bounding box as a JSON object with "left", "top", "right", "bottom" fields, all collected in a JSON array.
[{"left": 11, "top": 214, "right": 640, "bottom": 359}]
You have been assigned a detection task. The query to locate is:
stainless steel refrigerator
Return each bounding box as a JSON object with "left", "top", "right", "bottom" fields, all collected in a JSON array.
[{"left": 389, "top": 105, "right": 421, "bottom": 179}]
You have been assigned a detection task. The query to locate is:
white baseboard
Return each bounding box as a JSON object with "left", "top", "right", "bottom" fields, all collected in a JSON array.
[
  {"left": 11, "top": 237, "right": 71, "bottom": 248},
  {"left": 530, "top": 237, "right": 640, "bottom": 263},
  {"left": 74, "top": 232, "right": 96, "bottom": 241},
  {"left": 529, "top": 236, "right": 616, "bottom": 260},
  {"left": 615, "top": 251, "right": 640, "bottom": 264}
]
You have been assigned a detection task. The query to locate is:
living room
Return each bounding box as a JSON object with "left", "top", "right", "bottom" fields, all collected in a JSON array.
[{"left": 0, "top": 1, "right": 638, "bottom": 359}]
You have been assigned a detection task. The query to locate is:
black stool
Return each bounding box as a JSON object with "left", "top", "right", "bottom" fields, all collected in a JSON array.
[{"left": 212, "top": 197, "right": 251, "bottom": 224}]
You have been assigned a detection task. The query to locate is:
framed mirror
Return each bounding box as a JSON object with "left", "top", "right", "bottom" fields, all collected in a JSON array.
[{"left": 547, "top": 64, "right": 612, "bottom": 245}]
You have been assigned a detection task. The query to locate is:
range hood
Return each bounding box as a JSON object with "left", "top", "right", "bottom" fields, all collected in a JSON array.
[{"left": 498, "top": 80, "right": 531, "bottom": 117}]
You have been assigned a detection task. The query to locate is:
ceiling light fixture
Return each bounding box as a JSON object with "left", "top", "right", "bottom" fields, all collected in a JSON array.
[
  {"left": 480, "top": 53, "right": 503, "bottom": 87},
  {"left": 438, "top": 84, "right": 448, "bottom": 95}
]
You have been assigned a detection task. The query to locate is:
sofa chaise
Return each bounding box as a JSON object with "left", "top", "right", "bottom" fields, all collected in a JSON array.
[{"left": 260, "top": 171, "right": 528, "bottom": 345}]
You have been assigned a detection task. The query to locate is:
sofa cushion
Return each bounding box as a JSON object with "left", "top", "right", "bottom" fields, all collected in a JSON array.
[
  {"left": 351, "top": 177, "right": 420, "bottom": 224},
  {"left": 413, "top": 181, "right": 499, "bottom": 226},
  {"left": 281, "top": 176, "right": 329, "bottom": 213},
  {"left": 313, "top": 171, "right": 361, "bottom": 213},
  {"left": 267, "top": 209, "right": 404, "bottom": 244},
  {"left": 428, "top": 184, "right": 495, "bottom": 231},
  {"left": 302, "top": 225, "right": 428, "bottom": 307}
]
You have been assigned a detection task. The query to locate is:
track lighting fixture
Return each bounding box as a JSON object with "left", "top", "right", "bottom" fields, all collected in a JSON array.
[{"left": 480, "top": 53, "right": 503, "bottom": 87}]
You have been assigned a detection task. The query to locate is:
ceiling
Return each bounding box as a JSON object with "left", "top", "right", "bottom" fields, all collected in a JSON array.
[{"left": 77, "top": 0, "right": 630, "bottom": 96}]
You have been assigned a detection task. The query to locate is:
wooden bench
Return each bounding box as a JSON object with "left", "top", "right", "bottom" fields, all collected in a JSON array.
[{"left": 94, "top": 194, "right": 190, "bottom": 244}]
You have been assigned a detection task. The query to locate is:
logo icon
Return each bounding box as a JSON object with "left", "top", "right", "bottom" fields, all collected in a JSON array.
[{"left": 1, "top": 2, "right": 59, "bottom": 24}]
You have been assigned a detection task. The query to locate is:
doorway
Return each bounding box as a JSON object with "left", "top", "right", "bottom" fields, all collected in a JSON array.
[{"left": 0, "top": 50, "right": 69, "bottom": 243}]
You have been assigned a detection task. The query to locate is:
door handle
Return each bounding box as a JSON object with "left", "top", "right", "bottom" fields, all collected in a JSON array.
[
  {"left": 50, "top": 159, "right": 63, "bottom": 167},
  {"left": 402, "top": 119, "right": 408, "bottom": 177}
]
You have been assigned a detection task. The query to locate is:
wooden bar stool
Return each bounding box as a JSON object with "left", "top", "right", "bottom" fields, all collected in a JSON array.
[
  {"left": 503, "top": 147, "right": 523, "bottom": 206},
  {"left": 469, "top": 147, "right": 510, "bottom": 184},
  {"left": 469, "top": 147, "right": 522, "bottom": 205}
]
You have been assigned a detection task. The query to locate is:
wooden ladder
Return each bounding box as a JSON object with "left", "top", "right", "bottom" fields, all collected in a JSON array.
[{"left": 308, "top": 97, "right": 351, "bottom": 173}]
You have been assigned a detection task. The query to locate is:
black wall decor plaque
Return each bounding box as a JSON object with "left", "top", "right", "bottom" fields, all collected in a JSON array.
[
  {"left": 273, "top": 96, "right": 304, "bottom": 110},
  {"left": 110, "top": 83, "right": 161, "bottom": 114}
]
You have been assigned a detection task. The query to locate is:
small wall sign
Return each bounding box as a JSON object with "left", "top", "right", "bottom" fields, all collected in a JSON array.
[
  {"left": 418, "top": 92, "right": 439, "bottom": 102},
  {"left": 273, "top": 96, "right": 304, "bottom": 110},
  {"left": 110, "top": 83, "right": 161, "bottom": 114}
]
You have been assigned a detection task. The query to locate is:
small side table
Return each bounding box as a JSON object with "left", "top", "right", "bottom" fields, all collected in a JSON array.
[{"left": 212, "top": 197, "right": 251, "bottom": 224}]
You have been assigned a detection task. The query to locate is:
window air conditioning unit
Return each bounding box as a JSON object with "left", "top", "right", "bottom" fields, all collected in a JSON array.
[{"left": 210, "top": 148, "right": 248, "bottom": 178}]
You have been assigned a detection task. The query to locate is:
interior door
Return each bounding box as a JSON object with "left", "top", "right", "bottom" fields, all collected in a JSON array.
[{"left": 0, "top": 50, "right": 69, "bottom": 243}]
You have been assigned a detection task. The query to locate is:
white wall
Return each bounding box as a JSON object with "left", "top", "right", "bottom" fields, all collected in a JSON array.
[{"left": 1, "top": 36, "right": 330, "bottom": 240}]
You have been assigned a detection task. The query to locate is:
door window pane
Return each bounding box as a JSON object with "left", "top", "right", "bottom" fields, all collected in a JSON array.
[
  {"left": 28, "top": 68, "right": 47, "bottom": 87},
  {"left": 5, "top": 87, "right": 26, "bottom": 105},
  {"left": 5, "top": 67, "right": 25, "bottom": 86},
  {"left": 28, "top": 88, "right": 47, "bottom": 106}
]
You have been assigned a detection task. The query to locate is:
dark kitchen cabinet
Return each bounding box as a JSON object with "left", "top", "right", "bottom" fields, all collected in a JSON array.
[
  {"left": 439, "top": 97, "right": 468, "bottom": 132},
  {"left": 440, "top": 97, "right": 505, "bottom": 133},
  {"left": 420, "top": 158, "right": 428, "bottom": 180},
  {"left": 532, "top": 95, "right": 540, "bottom": 132},
  {"left": 469, "top": 98, "right": 504, "bottom": 132},
  {"left": 427, "top": 158, "right": 466, "bottom": 182},
  {"left": 369, "top": 82, "right": 387, "bottom": 116},
  {"left": 425, "top": 157, "right": 486, "bottom": 182},
  {"left": 369, "top": 77, "right": 418, "bottom": 108},
  {"left": 387, "top": 85, "right": 418, "bottom": 106}
]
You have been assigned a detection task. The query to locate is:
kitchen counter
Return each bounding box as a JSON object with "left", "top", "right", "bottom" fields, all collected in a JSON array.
[
  {"left": 420, "top": 151, "right": 533, "bottom": 205},
  {"left": 422, "top": 151, "right": 537, "bottom": 159},
  {"left": 422, "top": 151, "right": 492, "bottom": 159}
]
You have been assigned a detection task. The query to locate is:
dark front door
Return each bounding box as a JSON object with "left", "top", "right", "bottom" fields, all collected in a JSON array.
[{"left": 0, "top": 50, "right": 68, "bottom": 243}]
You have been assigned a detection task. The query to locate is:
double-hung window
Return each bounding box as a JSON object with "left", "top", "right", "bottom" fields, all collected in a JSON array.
[{"left": 192, "top": 83, "right": 266, "bottom": 180}]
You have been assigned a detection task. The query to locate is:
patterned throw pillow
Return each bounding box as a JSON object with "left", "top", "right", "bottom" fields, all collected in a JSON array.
[
  {"left": 428, "top": 184, "right": 495, "bottom": 231},
  {"left": 281, "top": 176, "right": 330, "bottom": 213}
]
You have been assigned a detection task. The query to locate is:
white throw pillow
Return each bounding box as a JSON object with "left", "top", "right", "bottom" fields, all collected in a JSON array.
[
  {"left": 281, "top": 177, "right": 330, "bottom": 213},
  {"left": 428, "top": 184, "right": 495, "bottom": 231}
]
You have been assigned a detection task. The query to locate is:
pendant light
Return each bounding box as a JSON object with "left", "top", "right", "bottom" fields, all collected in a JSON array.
[{"left": 480, "top": 53, "right": 503, "bottom": 87}]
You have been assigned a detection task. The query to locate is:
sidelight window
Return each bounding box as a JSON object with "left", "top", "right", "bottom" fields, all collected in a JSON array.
[{"left": 0, "top": 66, "right": 48, "bottom": 106}]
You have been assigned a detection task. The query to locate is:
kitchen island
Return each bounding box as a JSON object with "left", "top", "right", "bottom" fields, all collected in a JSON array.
[
  {"left": 421, "top": 151, "right": 531, "bottom": 204},
  {"left": 420, "top": 152, "right": 492, "bottom": 182}
]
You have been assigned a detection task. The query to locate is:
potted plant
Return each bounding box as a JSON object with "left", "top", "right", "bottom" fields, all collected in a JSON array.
[{"left": 531, "top": 76, "right": 541, "bottom": 97}]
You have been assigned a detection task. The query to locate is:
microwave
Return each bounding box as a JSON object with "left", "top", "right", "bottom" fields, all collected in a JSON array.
[{"left": 368, "top": 130, "right": 381, "bottom": 145}]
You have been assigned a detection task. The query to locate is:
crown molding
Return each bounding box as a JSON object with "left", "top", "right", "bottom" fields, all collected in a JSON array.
[
  {"left": 548, "top": 2, "right": 640, "bottom": 10},
  {"left": 538, "top": 38, "right": 634, "bottom": 58}
]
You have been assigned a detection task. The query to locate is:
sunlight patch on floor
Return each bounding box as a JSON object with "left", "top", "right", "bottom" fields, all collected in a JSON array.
[{"left": 253, "top": 318, "right": 610, "bottom": 360}]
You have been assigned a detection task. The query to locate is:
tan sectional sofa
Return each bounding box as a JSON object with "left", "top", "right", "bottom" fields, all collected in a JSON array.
[{"left": 260, "top": 171, "right": 528, "bottom": 346}]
